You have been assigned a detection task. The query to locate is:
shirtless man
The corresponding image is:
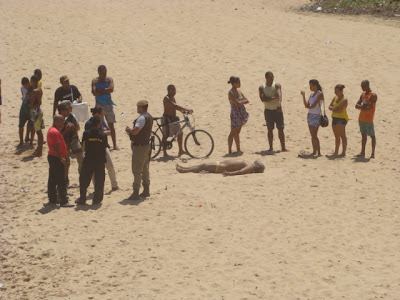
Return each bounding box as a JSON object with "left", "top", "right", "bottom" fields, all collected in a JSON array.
[
  {"left": 176, "top": 159, "right": 265, "bottom": 176},
  {"left": 92, "top": 65, "right": 118, "bottom": 150},
  {"left": 29, "top": 75, "right": 44, "bottom": 157},
  {"left": 162, "top": 84, "right": 193, "bottom": 157}
]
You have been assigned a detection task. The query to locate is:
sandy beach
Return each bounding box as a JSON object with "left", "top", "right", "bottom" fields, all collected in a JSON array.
[{"left": 1, "top": 0, "right": 400, "bottom": 299}]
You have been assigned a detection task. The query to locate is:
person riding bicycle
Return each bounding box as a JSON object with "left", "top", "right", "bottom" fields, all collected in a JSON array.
[{"left": 162, "top": 84, "right": 193, "bottom": 157}]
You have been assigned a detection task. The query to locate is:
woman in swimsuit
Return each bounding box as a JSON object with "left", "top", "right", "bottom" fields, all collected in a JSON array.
[{"left": 227, "top": 76, "right": 249, "bottom": 154}]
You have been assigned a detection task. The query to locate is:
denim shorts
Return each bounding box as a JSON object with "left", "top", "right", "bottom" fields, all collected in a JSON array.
[{"left": 332, "top": 117, "right": 347, "bottom": 126}]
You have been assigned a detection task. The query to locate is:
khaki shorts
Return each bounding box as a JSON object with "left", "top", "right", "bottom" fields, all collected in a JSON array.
[
  {"left": 96, "top": 103, "right": 116, "bottom": 124},
  {"left": 161, "top": 117, "right": 180, "bottom": 137}
]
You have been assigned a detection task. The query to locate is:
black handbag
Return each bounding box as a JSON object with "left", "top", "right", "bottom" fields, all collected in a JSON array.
[{"left": 319, "top": 100, "right": 329, "bottom": 127}]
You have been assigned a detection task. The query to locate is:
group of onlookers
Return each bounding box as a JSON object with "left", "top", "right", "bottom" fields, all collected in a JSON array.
[
  {"left": 227, "top": 72, "right": 377, "bottom": 159},
  {"left": 7, "top": 66, "right": 378, "bottom": 207}
]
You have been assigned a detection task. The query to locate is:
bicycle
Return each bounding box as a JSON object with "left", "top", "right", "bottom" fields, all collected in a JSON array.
[{"left": 150, "top": 113, "right": 214, "bottom": 159}]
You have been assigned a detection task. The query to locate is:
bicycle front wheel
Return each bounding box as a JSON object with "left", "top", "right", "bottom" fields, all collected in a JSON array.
[
  {"left": 150, "top": 131, "right": 162, "bottom": 159},
  {"left": 184, "top": 129, "right": 214, "bottom": 159}
]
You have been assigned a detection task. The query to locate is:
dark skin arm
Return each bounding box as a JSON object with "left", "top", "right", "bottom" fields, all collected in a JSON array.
[
  {"left": 229, "top": 90, "right": 249, "bottom": 108},
  {"left": 164, "top": 96, "right": 193, "bottom": 114},
  {"left": 258, "top": 83, "right": 281, "bottom": 102},
  {"left": 301, "top": 91, "right": 324, "bottom": 109},
  {"left": 92, "top": 77, "right": 114, "bottom": 96},
  {"left": 355, "top": 93, "right": 377, "bottom": 110},
  {"left": 329, "top": 97, "right": 348, "bottom": 113}
]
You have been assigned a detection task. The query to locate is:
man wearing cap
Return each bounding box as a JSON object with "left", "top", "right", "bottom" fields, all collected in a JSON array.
[
  {"left": 125, "top": 100, "right": 153, "bottom": 200},
  {"left": 58, "top": 101, "right": 83, "bottom": 185},
  {"left": 76, "top": 116, "right": 108, "bottom": 205},
  {"left": 54, "top": 75, "right": 82, "bottom": 115}
]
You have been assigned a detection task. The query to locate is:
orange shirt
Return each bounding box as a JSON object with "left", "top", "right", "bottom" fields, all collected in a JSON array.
[{"left": 359, "top": 91, "right": 376, "bottom": 124}]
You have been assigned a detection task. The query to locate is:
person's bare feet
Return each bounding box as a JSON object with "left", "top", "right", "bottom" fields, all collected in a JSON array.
[
  {"left": 370, "top": 153, "right": 375, "bottom": 159},
  {"left": 356, "top": 153, "right": 365, "bottom": 158},
  {"left": 267, "top": 148, "right": 273, "bottom": 152},
  {"left": 178, "top": 151, "right": 187, "bottom": 157},
  {"left": 17, "top": 142, "right": 24, "bottom": 148},
  {"left": 113, "top": 146, "right": 120, "bottom": 151},
  {"left": 32, "top": 149, "right": 42, "bottom": 157},
  {"left": 176, "top": 164, "right": 184, "bottom": 173},
  {"left": 281, "top": 148, "right": 289, "bottom": 152}
]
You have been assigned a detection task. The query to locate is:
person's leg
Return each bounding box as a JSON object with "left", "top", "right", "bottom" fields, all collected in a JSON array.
[
  {"left": 371, "top": 136, "right": 376, "bottom": 158},
  {"left": 65, "top": 149, "right": 71, "bottom": 186},
  {"left": 130, "top": 145, "right": 146, "bottom": 199},
  {"left": 357, "top": 134, "right": 367, "bottom": 157},
  {"left": 33, "top": 130, "right": 43, "bottom": 156},
  {"left": 278, "top": 129, "right": 286, "bottom": 152},
  {"left": 177, "top": 132, "right": 186, "bottom": 156},
  {"left": 24, "top": 123, "right": 30, "bottom": 142},
  {"left": 108, "top": 122, "right": 118, "bottom": 150},
  {"left": 47, "top": 155, "right": 58, "bottom": 203},
  {"left": 140, "top": 145, "right": 151, "bottom": 197},
  {"left": 276, "top": 111, "right": 287, "bottom": 151},
  {"left": 93, "top": 164, "right": 105, "bottom": 203},
  {"left": 75, "top": 151, "right": 84, "bottom": 174},
  {"left": 79, "top": 161, "right": 93, "bottom": 203},
  {"left": 28, "top": 122, "right": 35, "bottom": 146},
  {"left": 332, "top": 125, "right": 340, "bottom": 155},
  {"left": 336, "top": 125, "right": 347, "bottom": 156},
  {"left": 228, "top": 129, "right": 234, "bottom": 154},
  {"left": 55, "top": 159, "right": 67, "bottom": 205},
  {"left": 234, "top": 126, "right": 242, "bottom": 152},
  {"left": 176, "top": 163, "right": 211, "bottom": 173},
  {"left": 18, "top": 127, "right": 24, "bottom": 147},
  {"left": 267, "top": 129, "right": 273, "bottom": 151},
  {"left": 105, "top": 148, "right": 118, "bottom": 189},
  {"left": 308, "top": 125, "right": 321, "bottom": 156}
]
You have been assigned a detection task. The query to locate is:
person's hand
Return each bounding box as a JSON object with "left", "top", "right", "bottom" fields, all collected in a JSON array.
[
  {"left": 60, "top": 157, "right": 66, "bottom": 166},
  {"left": 78, "top": 99, "right": 82, "bottom": 103},
  {"left": 125, "top": 126, "right": 131, "bottom": 134},
  {"left": 300, "top": 90, "right": 305, "bottom": 97},
  {"left": 188, "top": 109, "right": 193, "bottom": 114},
  {"left": 277, "top": 103, "right": 282, "bottom": 112},
  {"left": 222, "top": 171, "right": 229, "bottom": 177}
]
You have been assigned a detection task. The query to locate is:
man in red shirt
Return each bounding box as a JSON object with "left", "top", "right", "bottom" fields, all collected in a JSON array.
[{"left": 45, "top": 114, "right": 74, "bottom": 207}]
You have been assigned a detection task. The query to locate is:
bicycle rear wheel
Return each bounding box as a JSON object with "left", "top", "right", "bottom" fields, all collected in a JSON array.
[
  {"left": 150, "top": 131, "right": 161, "bottom": 159},
  {"left": 184, "top": 129, "right": 214, "bottom": 159}
]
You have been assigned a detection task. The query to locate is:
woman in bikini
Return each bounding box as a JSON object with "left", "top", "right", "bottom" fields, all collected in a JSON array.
[{"left": 227, "top": 76, "right": 249, "bottom": 154}]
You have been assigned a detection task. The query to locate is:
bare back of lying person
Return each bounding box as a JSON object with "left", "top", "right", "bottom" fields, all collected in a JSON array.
[{"left": 176, "top": 159, "right": 265, "bottom": 176}]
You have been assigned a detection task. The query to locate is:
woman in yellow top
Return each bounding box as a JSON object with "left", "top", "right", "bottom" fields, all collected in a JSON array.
[{"left": 328, "top": 84, "right": 349, "bottom": 156}]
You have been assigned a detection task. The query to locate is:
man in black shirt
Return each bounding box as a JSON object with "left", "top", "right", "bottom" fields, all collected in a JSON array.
[
  {"left": 53, "top": 75, "right": 82, "bottom": 115},
  {"left": 76, "top": 116, "right": 108, "bottom": 205}
]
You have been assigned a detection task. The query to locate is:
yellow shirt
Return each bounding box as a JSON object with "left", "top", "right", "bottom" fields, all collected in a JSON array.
[
  {"left": 38, "top": 80, "right": 42, "bottom": 88},
  {"left": 332, "top": 96, "right": 349, "bottom": 121}
]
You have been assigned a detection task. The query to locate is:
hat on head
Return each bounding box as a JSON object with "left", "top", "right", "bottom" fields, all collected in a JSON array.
[
  {"left": 60, "top": 75, "right": 69, "bottom": 84},
  {"left": 137, "top": 100, "right": 148, "bottom": 107}
]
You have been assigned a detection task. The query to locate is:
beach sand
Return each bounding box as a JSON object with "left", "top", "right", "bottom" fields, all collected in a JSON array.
[{"left": 0, "top": 0, "right": 400, "bottom": 299}]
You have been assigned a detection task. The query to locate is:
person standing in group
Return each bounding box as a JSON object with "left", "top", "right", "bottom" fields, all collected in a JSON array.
[
  {"left": 45, "top": 114, "right": 74, "bottom": 207},
  {"left": 76, "top": 116, "right": 108, "bottom": 205},
  {"left": 53, "top": 75, "right": 82, "bottom": 115},
  {"left": 355, "top": 80, "right": 377, "bottom": 158},
  {"left": 227, "top": 76, "right": 249, "bottom": 154},
  {"left": 125, "top": 100, "right": 153, "bottom": 200},
  {"left": 34, "top": 69, "right": 42, "bottom": 89},
  {"left": 328, "top": 84, "right": 349, "bottom": 157},
  {"left": 300, "top": 79, "right": 324, "bottom": 156},
  {"left": 161, "top": 84, "right": 193, "bottom": 157},
  {"left": 92, "top": 65, "right": 119, "bottom": 150},
  {"left": 29, "top": 75, "right": 44, "bottom": 157},
  {"left": 85, "top": 107, "right": 119, "bottom": 191},
  {"left": 58, "top": 101, "right": 83, "bottom": 185},
  {"left": 259, "top": 71, "right": 287, "bottom": 152},
  {"left": 20, "top": 77, "right": 34, "bottom": 145}
]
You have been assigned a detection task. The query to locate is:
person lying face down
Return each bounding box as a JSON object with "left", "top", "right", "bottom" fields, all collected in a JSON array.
[{"left": 176, "top": 159, "right": 265, "bottom": 176}]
